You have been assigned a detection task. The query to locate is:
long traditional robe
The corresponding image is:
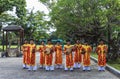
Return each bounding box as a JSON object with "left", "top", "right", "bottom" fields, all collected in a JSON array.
[
  {"left": 45, "top": 44, "right": 54, "bottom": 66},
  {"left": 64, "top": 45, "right": 74, "bottom": 68},
  {"left": 39, "top": 45, "right": 46, "bottom": 66},
  {"left": 28, "top": 44, "right": 36, "bottom": 66},
  {"left": 22, "top": 44, "right": 30, "bottom": 65},
  {"left": 74, "top": 44, "right": 82, "bottom": 63},
  {"left": 96, "top": 45, "right": 107, "bottom": 66},
  {"left": 82, "top": 45, "right": 92, "bottom": 66},
  {"left": 55, "top": 45, "right": 62, "bottom": 65}
]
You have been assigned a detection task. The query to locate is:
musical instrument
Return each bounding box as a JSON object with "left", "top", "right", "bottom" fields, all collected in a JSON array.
[
  {"left": 66, "top": 47, "right": 73, "bottom": 55},
  {"left": 44, "top": 48, "right": 52, "bottom": 55},
  {"left": 81, "top": 48, "right": 86, "bottom": 54}
]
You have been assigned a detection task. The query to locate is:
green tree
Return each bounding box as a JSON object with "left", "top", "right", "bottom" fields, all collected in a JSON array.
[
  {"left": 22, "top": 10, "right": 49, "bottom": 40},
  {"left": 0, "top": 0, "right": 26, "bottom": 30},
  {"left": 40, "top": 0, "right": 120, "bottom": 60}
]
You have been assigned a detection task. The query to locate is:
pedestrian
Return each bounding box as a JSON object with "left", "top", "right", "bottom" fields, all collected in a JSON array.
[
  {"left": 44, "top": 39, "right": 54, "bottom": 71},
  {"left": 82, "top": 41, "right": 92, "bottom": 71},
  {"left": 54, "top": 41, "right": 63, "bottom": 69},
  {"left": 64, "top": 40, "right": 74, "bottom": 71},
  {"left": 28, "top": 39, "right": 37, "bottom": 71},
  {"left": 38, "top": 40, "right": 46, "bottom": 69},
  {"left": 21, "top": 39, "right": 29, "bottom": 69},
  {"left": 96, "top": 40, "right": 108, "bottom": 71},
  {"left": 73, "top": 40, "right": 83, "bottom": 69}
]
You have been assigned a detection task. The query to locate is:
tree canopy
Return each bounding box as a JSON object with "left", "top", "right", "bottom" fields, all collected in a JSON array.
[
  {"left": 0, "top": 0, "right": 120, "bottom": 60},
  {"left": 0, "top": 0, "right": 49, "bottom": 40},
  {"left": 40, "top": 0, "right": 120, "bottom": 60},
  {"left": 40, "top": 0, "right": 120, "bottom": 42}
]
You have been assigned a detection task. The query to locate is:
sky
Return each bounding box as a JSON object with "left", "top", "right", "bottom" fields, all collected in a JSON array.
[
  {"left": 26, "top": 0, "right": 49, "bottom": 14},
  {"left": 26, "top": 0, "right": 56, "bottom": 33},
  {"left": 7, "top": 0, "right": 55, "bottom": 33},
  {"left": 8, "top": 0, "right": 49, "bottom": 16}
]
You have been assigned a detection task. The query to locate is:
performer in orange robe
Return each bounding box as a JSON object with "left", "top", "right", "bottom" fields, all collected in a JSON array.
[
  {"left": 82, "top": 42, "right": 92, "bottom": 71},
  {"left": 22, "top": 39, "right": 30, "bottom": 69},
  {"left": 38, "top": 41, "right": 46, "bottom": 68},
  {"left": 45, "top": 40, "right": 54, "bottom": 71},
  {"left": 54, "top": 41, "right": 63, "bottom": 69},
  {"left": 96, "top": 40, "right": 108, "bottom": 71},
  {"left": 64, "top": 40, "right": 74, "bottom": 71},
  {"left": 73, "top": 40, "right": 82, "bottom": 68},
  {"left": 28, "top": 39, "right": 37, "bottom": 71}
]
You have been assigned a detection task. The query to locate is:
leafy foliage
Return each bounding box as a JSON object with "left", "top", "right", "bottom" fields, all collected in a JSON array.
[{"left": 40, "top": 0, "right": 120, "bottom": 60}]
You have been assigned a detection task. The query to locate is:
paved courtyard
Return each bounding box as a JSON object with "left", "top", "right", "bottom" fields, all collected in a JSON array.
[{"left": 0, "top": 53, "right": 119, "bottom": 79}]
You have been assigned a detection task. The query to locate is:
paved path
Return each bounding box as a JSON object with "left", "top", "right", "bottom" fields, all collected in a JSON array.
[{"left": 0, "top": 53, "right": 119, "bottom": 79}]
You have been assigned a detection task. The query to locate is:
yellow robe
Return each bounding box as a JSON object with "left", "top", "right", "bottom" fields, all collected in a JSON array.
[
  {"left": 39, "top": 45, "right": 46, "bottom": 66},
  {"left": 45, "top": 44, "right": 54, "bottom": 66},
  {"left": 64, "top": 45, "right": 74, "bottom": 68},
  {"left": 29, "top": 44, "right": 36, "bottom": 66},
  {"left": 55, "top": 45, "right": 62, "bottom": 65},
  {"left": 96, "top": 45, "right": 107, "bottom": 66},
  {"left": 74, "top": 44, "right": 82, "bottom": 63},
  {"left": 22, "top": 44, "right": 30, "bottom": 65},
  {"left": 82, "top": 45, "right": 92, "bottom": 66}
]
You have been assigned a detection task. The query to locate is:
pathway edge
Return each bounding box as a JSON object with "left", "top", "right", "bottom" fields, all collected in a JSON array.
[{"left": 90, "top": 56, "right": 120, "bottom": 78}]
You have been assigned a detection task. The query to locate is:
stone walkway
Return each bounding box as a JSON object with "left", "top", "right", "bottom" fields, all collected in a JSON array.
[{"left": 0, "top": 53, "right": 119, "bottom": 79}]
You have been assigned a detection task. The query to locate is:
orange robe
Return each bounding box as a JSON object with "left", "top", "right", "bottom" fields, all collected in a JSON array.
[
  {"left": 45, "top": 45, "right": 54, "bottom": 66},
  {"left": 28, "top": 44, "right": 36, "bottom": 66},
  {"left": 64, "top": 45, "right": 74, "bottom": 68},
  {"left": 39, "top": 45, "right": 46, "bottom": 66},
  {"left": 74, "top": 44, "right": 82, "bottom": 63},
  {"left": 22, "top": 44, "right": 30, "bottom": 65},
  {"left": 55, "top": 45, "right": 62, "bottom": 65},
  {"left": 96, "top": 45, "right": 107, "bottom": 66},
  {"left": 82, "top": 45, "right": 92, "bottom": 66}
]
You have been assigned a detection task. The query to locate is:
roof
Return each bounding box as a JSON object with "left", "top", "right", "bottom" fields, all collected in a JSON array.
[{"left": 2, "top": 25, "right": 24, "bottom": 31}]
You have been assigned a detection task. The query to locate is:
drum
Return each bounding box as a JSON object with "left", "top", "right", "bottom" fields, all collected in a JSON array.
[
  {"left": 44, "top": 48, "right": 51, "bottom": 55},
  {"left": 81, "top": 48, "right": 86, "bottom": 54},
  {"left": 66, "top": 47, "right": 72, "bottom": 55}
]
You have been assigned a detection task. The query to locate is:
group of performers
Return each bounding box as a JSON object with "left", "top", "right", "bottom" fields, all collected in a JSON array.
[{"left": 21, "top": 39, "right": 108, "bottom": 72}]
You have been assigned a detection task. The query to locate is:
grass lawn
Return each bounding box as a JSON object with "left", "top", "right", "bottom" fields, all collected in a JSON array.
[
  {"left": 0, "top": 45, "right": 18, "bottom": 51},
  {"left": 0, "top": 45, "right": 40, "bottom": 51},
  {"left": 91, "top": 53, "right": 120, "bottom": 71}
]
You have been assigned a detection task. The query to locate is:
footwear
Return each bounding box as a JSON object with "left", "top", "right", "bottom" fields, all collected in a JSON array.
[
  {"left": 70, "top": 67, "right": 73, "bottom": 71},
  {"left": 23, "top": 67, "right": 26, "bottom": 69},
  {"left": 98, "top": 66, "right": 102, "bottom": 71},
  {"left": 45, "top": 66, "right": 50, "bottom": 71},
  {"left": 83, "top": 70, "right": 85, "bottom": 71},
  {"left": 83, "top": 66, "right": 87, "bottom": 71},
  {"left": 23, "top": 64, "right": 28, "bottom": 69},
  {"left": 64, "top": 67, "right": 68, "bottom": 71},
  {"left": 88, "top": 70, "right": 91, "bottom": 72},
  {"left": 77, "top": 63, "right": 81, "bottom": 68},
  {"left": 101, "top": 66, "right": 105, "bottom": 71},
  {"left": 39, "top": 65, "right": 43, "bottom": 69},
  {"left": 102, "top": 70, "right": 105, "bottom": 72},
  {"left": 33, "top": 66, "right": 37, "bottom": 71},
  {"left": 28, "top": 66, "right": 32, "bottom": 71},
  {"left": 74, "top": 63, "right": 77, "bottom": 68},
  {"left": 50, "top": 66, "right": 54, "bottom": 71},
  {"left": 98, "top": 70, "right": 102, "bottom": 72},
  {"left": 87, "top": 66, "right": 91, "bottom": 71}
]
